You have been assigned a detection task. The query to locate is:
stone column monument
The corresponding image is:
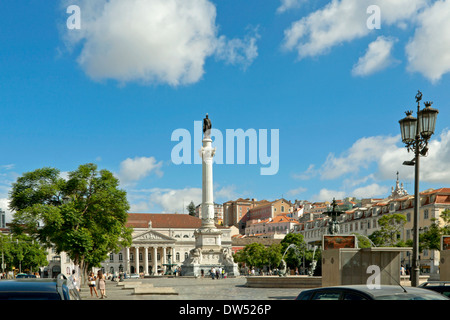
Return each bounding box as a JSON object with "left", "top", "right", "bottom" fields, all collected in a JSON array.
[{"left": 182, "top": 114, "right": 239, "bottom": 277}]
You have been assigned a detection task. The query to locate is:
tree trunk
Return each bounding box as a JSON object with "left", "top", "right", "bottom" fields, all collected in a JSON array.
[{"left": 78, "top": 260, "right": 89, "bottom": 287}]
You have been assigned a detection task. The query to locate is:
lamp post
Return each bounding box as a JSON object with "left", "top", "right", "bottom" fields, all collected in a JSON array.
[{"left": 398, "top": 90, "right": 439, "bottom": 287}]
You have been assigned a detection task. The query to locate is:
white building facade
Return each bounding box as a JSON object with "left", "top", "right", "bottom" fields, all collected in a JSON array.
[{"left": 102, "top": 213, "right": 233, "bottom": 276}]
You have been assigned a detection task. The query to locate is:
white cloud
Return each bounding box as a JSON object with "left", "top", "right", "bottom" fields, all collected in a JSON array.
[
  {"left": 287, "top": 186, "right": 307, "bottom": 197},
  {"left": 303, "top": 128, "right": 450, "bottom": 201},
  {"left": 128, "top": 184, "right": 237, "bottom": 213},
  {"left": 320, "top": 135, "right": 400, "bottom": 180},
  {"left": 118, "top": 156, "right": 163, "bottom": 185},
  {"left": 213, "top": 184, "right": 238, "bottom": 201},
  {"left": 277, "top": 0, "right": 305, "bottom": 13},
  {"left": 129, "top": 201, "right": 151, "bottom": 213},
  {"left": 282, "top": 0, "right": 427, "bottom": 69},
  {"left": 215, "top": 28, "right": 260, "bottom": 70},
  {"left": 312, "top": 183, "right": 388, "bottom": 202},
  {"left": 405, "top": 0, "right": 450, "bottom": 82},
  {"left": 421, "top": 129, "right": 450, "bottom": 182},
  {"left": 292, "top": 164, "right": 317, "bottom": 180},
  {"left": 352, "top": 183, "right": 389, "bottom": 198},
  {"left": 311, "top": 188, "right": 346, "bottom": 202},
  {"left": 352, "top": 36, "right": 398, "bottom": 76},
  {"left": 148, "top": 187, "right": 201, "bottom": 213},
  {"left": 62, "top": 0, "right": 259, "bottom": 86}
]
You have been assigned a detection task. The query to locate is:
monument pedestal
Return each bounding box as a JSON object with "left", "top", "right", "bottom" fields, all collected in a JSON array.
[{"left": 182, "top": 227, "right": 239, "bottom": 277}]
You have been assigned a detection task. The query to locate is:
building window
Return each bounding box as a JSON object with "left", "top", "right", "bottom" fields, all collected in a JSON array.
[
  {"left": 109, "top": 253, "right": 114, "bottom": 262},
  {"left": 119, "top": 252, "right": 123, "bottom": 262},
  {"left": 407, "top": 213, "right": 411, "bottom": 222},
  {"left": 424, "top": 209, "right": 429, "bottom": 219},
  {"left": 176, "top": 252, "right": 180, "bottom": 262}
]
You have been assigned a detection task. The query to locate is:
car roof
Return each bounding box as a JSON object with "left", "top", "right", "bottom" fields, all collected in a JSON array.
[
  {"left": 305, "top": 285, "right": 446, "bottom": 298},
  {"left": 0, "top": 279, "right": 59, "bottom": 293}
]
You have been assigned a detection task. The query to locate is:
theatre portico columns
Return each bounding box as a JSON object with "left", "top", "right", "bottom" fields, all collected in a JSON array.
[{"left": 123, "top": 232, "right": 176, "bottom": 276}]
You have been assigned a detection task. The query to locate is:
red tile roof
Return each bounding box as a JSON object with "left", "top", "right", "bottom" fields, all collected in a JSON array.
[
  {"left": 127, "top": 213, "right": 202, "bottom": 229},
  {"left": 421, "top": 188, "right": 450, "bottom": 195}
]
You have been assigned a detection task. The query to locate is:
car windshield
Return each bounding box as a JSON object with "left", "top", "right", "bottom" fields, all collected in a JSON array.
[{"left": 376, "top": 293, "right": 449, "bottom": 300}]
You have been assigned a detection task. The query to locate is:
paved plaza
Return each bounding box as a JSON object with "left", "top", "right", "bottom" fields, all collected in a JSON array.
[{"left": 79, "top": 276, "right": 303, "bottom": 300}]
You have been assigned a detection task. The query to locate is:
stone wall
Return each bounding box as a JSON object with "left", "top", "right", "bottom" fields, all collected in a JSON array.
[
  {"left": 441, "top": 250, "right": 450, "bottom": 281},
  {"left": 322, "top": 247, "right": 412, "bottom": 287}
]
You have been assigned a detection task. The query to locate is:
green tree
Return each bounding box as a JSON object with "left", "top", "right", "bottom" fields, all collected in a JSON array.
[
  {"left": 0, "top": 234, "right": 47, "bottom": 274},
  {"left": 9, "top": 163, "right": 132, "bottom": 284},
  {"left": 265, "top": 244, "right": 282, "bottom": 271},
  {"left": 418, "top": 209, "right": 450, "bottom": 252},
  {"left": 441, "top": 209, "right": 450, "bottom": 235},
  {"left": 371, "top": 213, "right": 407, "bottom": 246},
  {"left": 280, "top": 233, "right": 306, "bottom": 269},
  {"left": 187, "top": 201, "right": 196, "bottom": 217},
  {"left": 239, "top": 242, "right": 267, "bottom": 269},
  {"left": 420, "top": 219, "right": 441, "bottom": 251}
]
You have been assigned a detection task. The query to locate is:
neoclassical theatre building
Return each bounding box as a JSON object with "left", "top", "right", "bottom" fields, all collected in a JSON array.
[{"left": 101, "top": 213, "right": 233, "bottom": 276}]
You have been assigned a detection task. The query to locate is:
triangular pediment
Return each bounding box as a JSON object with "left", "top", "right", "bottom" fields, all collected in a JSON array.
[{"left": 132, "top": 230, "right": 175, "bottom": 243}]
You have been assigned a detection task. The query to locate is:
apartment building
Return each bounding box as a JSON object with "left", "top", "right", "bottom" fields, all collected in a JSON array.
[
  {"left": 293, "top": 178, "right": 450, "bottom": 276},
  {"left": 245, "top": 214, "right": 299, "bottom": 237}
]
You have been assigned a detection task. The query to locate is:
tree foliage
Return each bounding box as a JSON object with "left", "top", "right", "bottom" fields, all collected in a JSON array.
[
  {"left": 369, "top": 213, "right": 406, "bottom": 247},
  {"left": 0, "top": 234, "right": 48, "bottom": 273},
  {"left": 187, "top": 201, "right": 196, "bottom": 217},
  {"left": 418, "top": 209, "right": 450, "bottom": 252},
  {"left": 234, "top": 233, "right": 315, "bottom": 273},
  {"left": 280, "top": 233, "right": 306, "bottom": 269},
  {"left": 9, "top": 163, "right": 132, "bottom": 283}
]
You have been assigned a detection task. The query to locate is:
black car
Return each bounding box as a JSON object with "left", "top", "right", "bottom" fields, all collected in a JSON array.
[
  {"left": 419, "top": 281, "right": 450, "bottom": 298},
  {"left": 296, "top": 285, "right": 450, "bottom": 300},
  {"left": 0, "top": 274, "right": 80, "bottom": 300}
]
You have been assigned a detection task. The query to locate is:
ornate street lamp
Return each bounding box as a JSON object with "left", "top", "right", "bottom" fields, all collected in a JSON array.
[{"left": 398, "top": 90, "right": 439, "bottom": 287}]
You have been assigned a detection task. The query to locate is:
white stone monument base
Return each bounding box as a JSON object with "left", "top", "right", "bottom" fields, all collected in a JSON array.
[
  {"left": 182, "top": 263, "right": 240, "bottom": 278},
  {"left": 182, "top": 245, "right": 240, "bottom": 277}
]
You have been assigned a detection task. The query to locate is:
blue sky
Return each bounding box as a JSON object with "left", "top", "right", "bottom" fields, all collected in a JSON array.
[{"left": 1, "top": 0, "right": 450, "bottom": 220}]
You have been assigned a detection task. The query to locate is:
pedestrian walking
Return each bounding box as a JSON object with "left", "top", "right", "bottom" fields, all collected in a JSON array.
[
  {"left": 88, "top": 271, "right": 99, "bottom": 298},
  {"left": 97, "top": 270, "right": 107, "bottom": 298},
  {"left": 68, "top": 270, "right": 80, "bottom": 300}
]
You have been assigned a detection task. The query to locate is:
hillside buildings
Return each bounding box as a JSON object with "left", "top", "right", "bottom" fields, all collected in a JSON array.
[{"left": 292, "top": 178, "right": 450, "bottom": 276}]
